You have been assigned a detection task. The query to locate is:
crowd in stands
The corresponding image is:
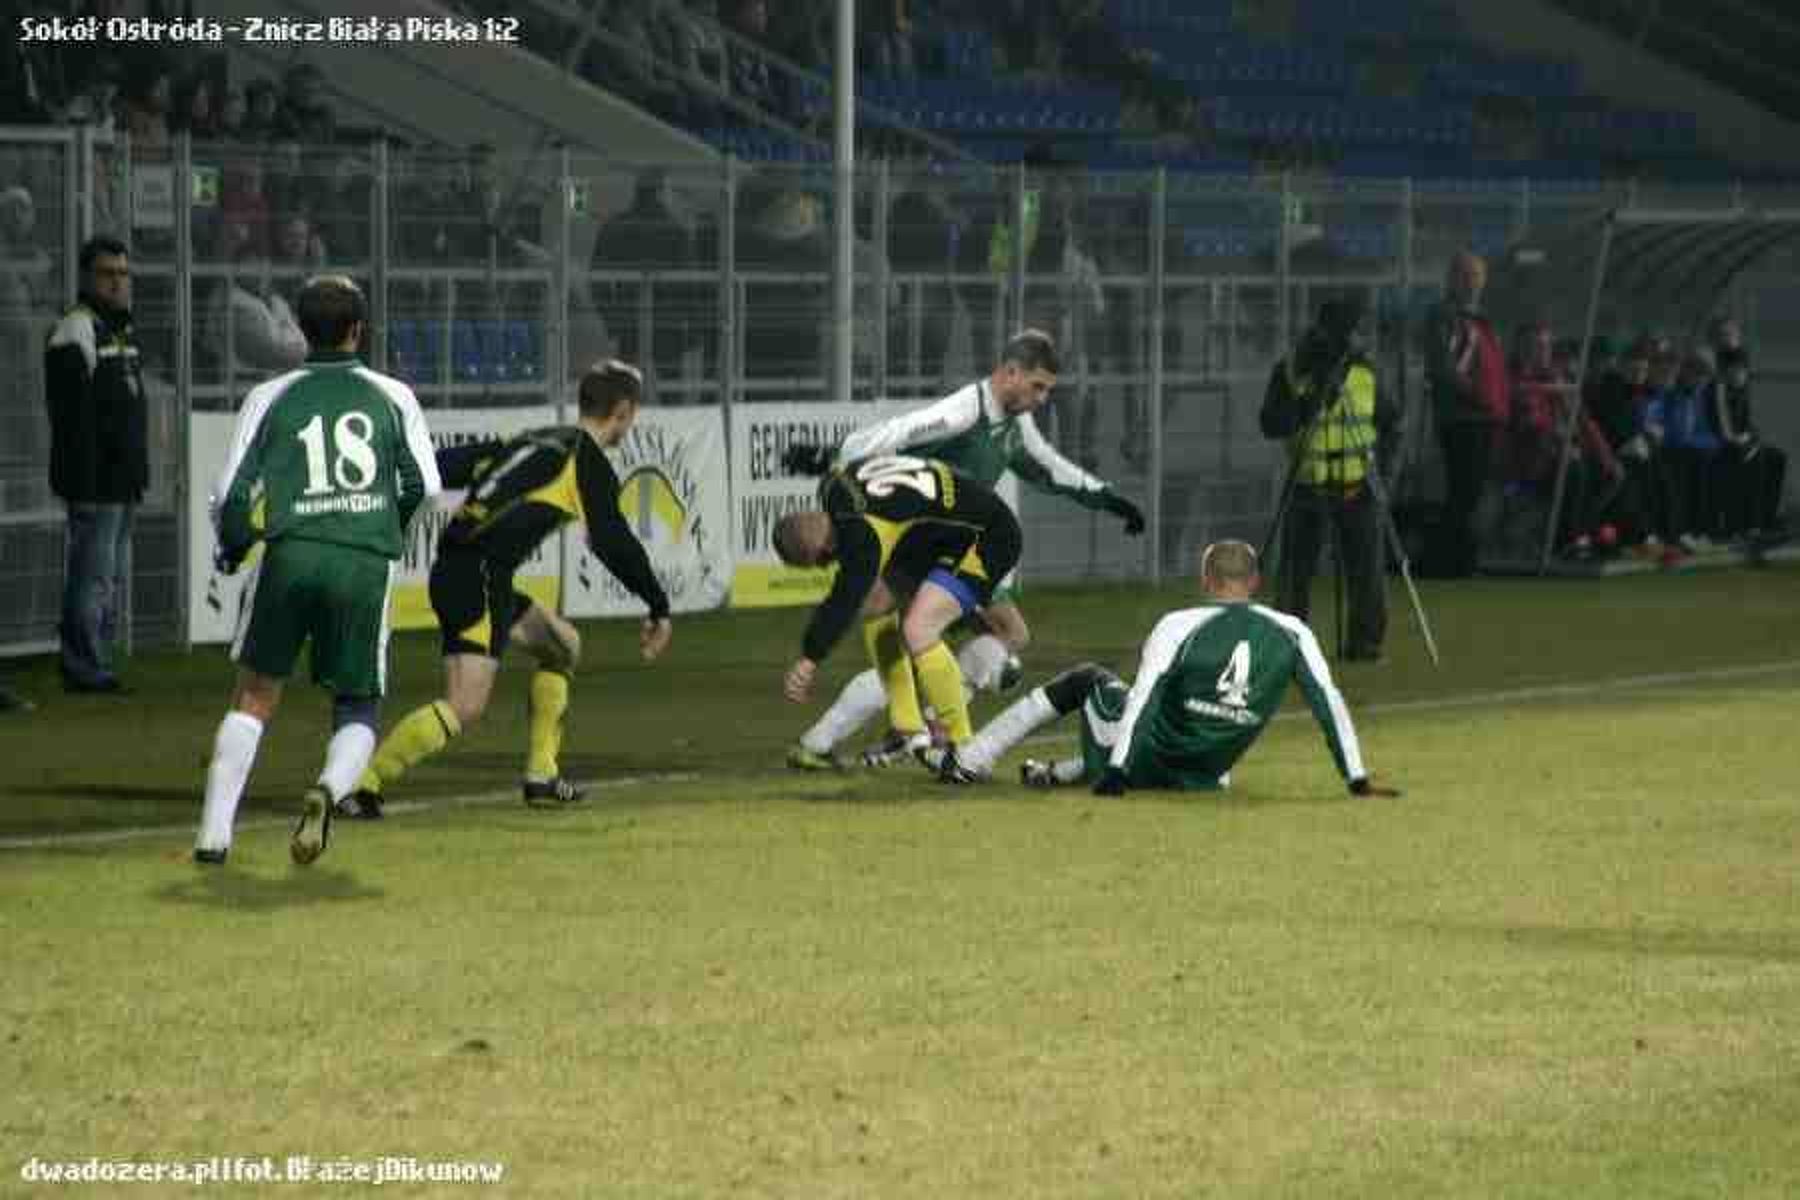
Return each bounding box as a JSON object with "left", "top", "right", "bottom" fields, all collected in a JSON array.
[{"left": 1467, "top": 286, "right": 1787, "bottom": 567}]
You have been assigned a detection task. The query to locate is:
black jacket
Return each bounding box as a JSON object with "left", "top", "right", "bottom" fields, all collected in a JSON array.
[{"left": 45, "top": 295, "right": 148, "bottom": 504}]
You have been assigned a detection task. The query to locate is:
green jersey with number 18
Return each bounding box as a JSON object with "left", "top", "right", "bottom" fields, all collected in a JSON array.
[
  {"left": 1107, "top": 601, "right": 1367, "bottom": 788},
  {"left": 212, "top": 351, "right": 441, "bottom": 560}
]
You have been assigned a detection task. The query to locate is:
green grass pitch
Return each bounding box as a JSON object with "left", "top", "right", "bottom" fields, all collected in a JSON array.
[{"left": 4, "top": 566, "right": 1800, "bottom": 1197}]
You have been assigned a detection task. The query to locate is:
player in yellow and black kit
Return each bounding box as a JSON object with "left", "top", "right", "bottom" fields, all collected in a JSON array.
[
  {"left": 343, "top": 360, "right": 674, "bottom": 815},
  {"left": 773, "top": 454, "right": 1022, "bottom": 763}
]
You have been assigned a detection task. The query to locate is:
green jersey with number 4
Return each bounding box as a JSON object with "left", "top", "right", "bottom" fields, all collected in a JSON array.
[
  {"left": 1107, "top": 601, "right": 1366, "bottom": 788},
  {"left": 212, "top": 352, "right": 441, "bottom": 561}
]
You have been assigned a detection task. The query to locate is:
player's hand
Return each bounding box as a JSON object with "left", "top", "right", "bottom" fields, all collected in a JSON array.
[
  {"left": 640, "top": 617, "right": 673, "bottom": 662},
  {"left": 213, "top": 545, "right": 246, "bottom": 576},
  {"left": 783, "top": 657, "right": 817, "bottom": 703},
  {"left": 1102, "top": 492, "right": 1147, "bottom": 536},
  {"left": 1092, "top": 767, "right": 1127, "bottom": 797},
  {"left": 1349, "top": 776, "right": 1402, "bottom": 798}
]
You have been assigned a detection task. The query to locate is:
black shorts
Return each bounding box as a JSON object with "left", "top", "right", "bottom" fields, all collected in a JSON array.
[
  {"left": 429, "top": 546, "right": 534, "bottom": 659},
  {"left": 892, "top": 500, "right": 1023, "bottom": 613}
]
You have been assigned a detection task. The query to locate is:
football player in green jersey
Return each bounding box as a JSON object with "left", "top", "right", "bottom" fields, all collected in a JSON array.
[
  {"left": 785, "top": 329, "right": 1147, "bottom": 770},
  {"left": 934, "top": 540, "right": 1401, "bottom": 797},
  {"left": 774, "top": 456, "right": 1023, "bottom": 763},
  {"left": 194, "top": 276, "right": 441, "bottom": 866},
  {"left": 342, "top": 360, "right": 673, "bottom": 817}
]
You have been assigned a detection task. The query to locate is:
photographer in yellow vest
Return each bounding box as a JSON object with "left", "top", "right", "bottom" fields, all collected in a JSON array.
[{"left": 1259, "top": 296, "right": 1398, "bottom": 663}]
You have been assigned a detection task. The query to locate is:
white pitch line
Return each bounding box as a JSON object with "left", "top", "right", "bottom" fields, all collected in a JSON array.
[
  {"left": 0, "top": 772, "right": 700, "bottom": 852},
  {"left": 6, "top": 658, "right": 1799, "bottom": 852}
]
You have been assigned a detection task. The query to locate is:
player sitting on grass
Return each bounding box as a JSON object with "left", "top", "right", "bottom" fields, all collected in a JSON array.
[
  {"left": 933, "top": 539, "right": 1401, "bottom": 798},
  {"left": 774, "top": 455, "right": 1022, "bottom": 766},
  {"left": 341, "top": 360, "right": 673, "bottom": 817},
  {"left": 782, "top": 328, "right": 1146, "bottom": 770}
]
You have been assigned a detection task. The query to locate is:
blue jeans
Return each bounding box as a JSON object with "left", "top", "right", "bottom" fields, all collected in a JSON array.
[{"left": 61, "top": 502, "right": 134, "bottom": 684}]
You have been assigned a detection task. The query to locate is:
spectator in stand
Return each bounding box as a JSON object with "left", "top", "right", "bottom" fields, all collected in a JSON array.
[
  {"left": 1644, "top": 344, "right": 1726, "bottom": 553},
  {"left": 272, "top": 210, "right": 328, "bottom": 273},
  {"left": 885, "top": 176, "right": 961, "bottom": 388},
  {"left": 202, "top": 237, "right": 308, "bottom": 383},
  {"left": 57, "top": 54, "right": 122, "bottom": 133},
  {"left": 1708, "top": 329, "right": 1787, "bottom": 539},
  {"left": 1506, "top": 321, "right": 1621, "bottom": 559},
  {"left": 219, "top": 155, "right": 273, "bottom": 260},
  {"left": 0, "top": 9, "right": 63, "bottom": 124},
  {"left": 589, "top": 168, "right": 703, "bottom": 392},
  {"left": 1424, "top": 251, "right": 1508, "bottom": 577},
  {"left": 121, "top": 62, "right": 173, "bottom": 151},
  {"left": 736, "top": 184, "right": 828, "bottom": 383},
  {"left": 170, "top": 72, "right": 218, "bottom": 140},
  {"left": 242, "top": 79, "right": 281, "bottom": 142},
  {"left": 216, "top": 85, "right": 247, "bottom": 141},
  {"left": 311, "top": 146, "right": 373, "bottom": 264},
  {"left": 594, "top": 0, "right": 694, "bottom": 127},
  {"left": 0, "top": 186, "right": 53, "bottom": 316},
  {"left": 725, "top": 0, "right": 788, "bottom": 122},
  {"left": 45, "top": 235, "right": 146, "bottom": 694},
  {"left": 278, "top": 64, "right": 335, "bottom": 143},
  {"left": 1581, "top": 336, "right": 1657, "bottom": 554},
  {"left": 265, "top": 137, "right": 316, "bottom": 219},
  {"left": 859, "top": 0, "right": 915, "bottom": 76}
]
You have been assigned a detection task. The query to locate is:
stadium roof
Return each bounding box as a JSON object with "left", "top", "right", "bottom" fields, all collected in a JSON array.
[{"left": 1483, "top": 206, "right": 1800, "bottom": 345}]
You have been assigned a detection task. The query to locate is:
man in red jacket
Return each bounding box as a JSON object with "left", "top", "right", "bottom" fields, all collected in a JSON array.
[{"left": 1424, "top": 251, "right": 1508, "bottom": 577}]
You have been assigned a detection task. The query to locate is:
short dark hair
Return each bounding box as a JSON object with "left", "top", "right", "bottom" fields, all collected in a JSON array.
[
  {"left": 1000, "top": 328, "right": 1059, "bottom": 375},
  {"left": 295, "top": 275, "right": 368, "bottom": 349},
  {"left": 79, "top": 235, "right": 128, "bottom": 275},
  {"left": 579, "top": 359, "right": 643, "bottom": 418}
]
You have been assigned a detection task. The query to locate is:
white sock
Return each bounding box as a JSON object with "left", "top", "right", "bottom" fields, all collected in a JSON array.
[
  {"left": 1052, "top": 757, "right": 1086, "bottom": 784},
  {"left": 318, "top": 723, "right": 376, "bottom": 802},
  {"left": 957, "top": 633, "right": 1012, "bottom": 692},
  {"left": 197, "top": 712, "right": 264, "bottom": 852},
  {"left": 962, "top": 687, "right": 1056, "bottom": 772},
  {"left": 800, "top": 668, "right": 887, "bottom": 755}
]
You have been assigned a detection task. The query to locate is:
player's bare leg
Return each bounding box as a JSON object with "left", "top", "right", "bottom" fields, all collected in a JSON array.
[
  {"left": 510, "top": 601, "right": 586, "bottom": 806},
  {"left": 346, "top": 653, "right": 499, "bottom": 817}
]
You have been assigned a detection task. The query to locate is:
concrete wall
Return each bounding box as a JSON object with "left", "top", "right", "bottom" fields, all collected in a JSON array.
[{"left": 1447, "top": 0, "right": 1800, "bottom": 171}]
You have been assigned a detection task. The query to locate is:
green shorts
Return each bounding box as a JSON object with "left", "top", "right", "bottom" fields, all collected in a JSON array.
[
  {"left": 1078, "top": 672, "right": 1231, "bottom": 790},
  {"left": 233, "top": 538, "right": 394, "bottom": 697}
]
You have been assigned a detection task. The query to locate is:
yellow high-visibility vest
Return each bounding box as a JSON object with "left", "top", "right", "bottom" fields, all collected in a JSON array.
[{"left": 1292, "top": 362, "right": 1377, "bottom": 487}]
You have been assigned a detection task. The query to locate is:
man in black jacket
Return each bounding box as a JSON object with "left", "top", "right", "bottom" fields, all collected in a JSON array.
[
  {"left": 45, "top": 235, "right": 146, "bottom": 694},
  {"left": 1259, "top": 297, "right": 1397, "bottom": 662}
]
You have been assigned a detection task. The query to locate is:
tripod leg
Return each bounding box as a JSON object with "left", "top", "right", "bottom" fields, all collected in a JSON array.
[{"left": 1367, "top": 465, "right": 1442, "bottom": 667}]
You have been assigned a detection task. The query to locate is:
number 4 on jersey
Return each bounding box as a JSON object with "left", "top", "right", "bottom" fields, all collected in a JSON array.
[{"left": 1215, "top": 640, "right": 1251, "bottom": 708}]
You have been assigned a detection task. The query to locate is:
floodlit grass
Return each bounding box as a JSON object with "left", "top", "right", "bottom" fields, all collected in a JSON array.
[{"left": 3, "top": 567, "right": 1799, "bottom": 1197}]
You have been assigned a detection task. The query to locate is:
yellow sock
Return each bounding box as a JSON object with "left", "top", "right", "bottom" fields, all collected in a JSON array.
[
  {"left": 863, "top": 613, "right": 923, "bottom": 734},
  {"left": 526, "top": 670, "right": 571, "bottom": 782},
  {"left": 357, "top": 700, "right": 461, "bottom": 794},
  {"left": 911, "top": 641, "right": 972, "bottom": 743}
]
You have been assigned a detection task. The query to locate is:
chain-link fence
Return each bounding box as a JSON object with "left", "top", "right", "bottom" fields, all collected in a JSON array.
[{"left": 3, "top": 127, "right": 1796, "bottom": 656}]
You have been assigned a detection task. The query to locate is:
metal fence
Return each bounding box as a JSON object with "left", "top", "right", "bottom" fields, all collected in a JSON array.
[{"left": 3, "top": 127, "right": 1795, "bottom": 656}]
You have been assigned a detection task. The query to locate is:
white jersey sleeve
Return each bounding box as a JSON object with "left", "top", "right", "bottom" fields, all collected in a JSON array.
[
  {"left": 1255, "top": 605, "right": 1368, "bottom": 783},
  {"left": 1016, "top": 410, "right": 1106, "bottom": 495},
  {"left": 209, "top": 371, "right": 300, "bottom": 535},
  {"left": 836, "top": 383, "right": 983, "bottom": 464}
]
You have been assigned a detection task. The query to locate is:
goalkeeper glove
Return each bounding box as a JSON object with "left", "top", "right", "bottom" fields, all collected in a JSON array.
[
  {"left": 1099, "top": 491, "right": 1146, "bottom": 536},
  {"left": 1092, "top": 767, "right": 1127, "bottom": 797},
  {"left": 781, "top": 443, "right": 836, "bottom": 477}
]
